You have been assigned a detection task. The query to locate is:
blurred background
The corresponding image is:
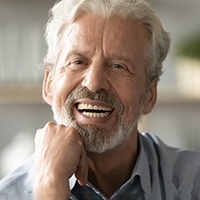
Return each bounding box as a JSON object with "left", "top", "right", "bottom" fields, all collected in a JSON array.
[{"left": 0, "top": 0, "right": 200, "bottom": 179}]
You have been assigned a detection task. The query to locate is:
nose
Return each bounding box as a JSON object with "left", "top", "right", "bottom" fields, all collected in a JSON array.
[{"left": 81, "top": 63, "right": 110, "bottom": 93}]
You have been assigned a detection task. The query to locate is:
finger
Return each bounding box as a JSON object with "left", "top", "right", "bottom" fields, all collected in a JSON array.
[
  {"left": 34, "top": 128, "right": 44, "bottom": 149},
  {"left": 76, "top": 163, "right": 88, "bottom": 186},
  {"left": 78, "top": 162, "right": 88, "bottom": 186},
  {"left": 75, "top": 151, "right": 88, "bottom": 186},
  {"left": 34, "top": 122, "right": 57, "bottom": 148}
]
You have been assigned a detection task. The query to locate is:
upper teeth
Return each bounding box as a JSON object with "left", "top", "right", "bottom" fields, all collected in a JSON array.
[{"left": 77, "top": 103, "right": 112, "bottom": 111}]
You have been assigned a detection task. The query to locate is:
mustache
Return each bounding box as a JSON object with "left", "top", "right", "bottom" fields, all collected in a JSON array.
[{"left": 65, "top": 87, "right": 124, "bottom": 113}]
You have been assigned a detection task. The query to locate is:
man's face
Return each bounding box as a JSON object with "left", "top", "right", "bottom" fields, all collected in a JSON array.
[{"left": 43, "top": 14, "right": 157, "bottom": 153}]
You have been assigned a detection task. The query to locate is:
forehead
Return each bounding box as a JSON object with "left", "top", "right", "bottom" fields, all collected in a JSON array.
[{"left": 61, "top": 14, "right": 147, "bottom": 59}]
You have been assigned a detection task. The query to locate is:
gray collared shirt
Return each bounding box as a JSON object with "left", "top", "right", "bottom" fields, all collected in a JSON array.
[{"left": 0, "top": 133, "right": 200, "bottom": 200}]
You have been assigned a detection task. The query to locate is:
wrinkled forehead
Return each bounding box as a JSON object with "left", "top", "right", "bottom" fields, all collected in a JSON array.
[{"left": 61, "top": 14, "right": 148, "bottom": 59}]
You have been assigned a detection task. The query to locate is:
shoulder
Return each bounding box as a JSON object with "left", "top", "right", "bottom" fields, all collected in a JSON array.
[
  {"left": 141, "top": 132, "right": 200, "bottom": 166},
  {"left": 141, "top": 133, "right": 200, "bottom": 197},
  {"left": 0, "top": 154, "right": 34, "bottom": 199}
]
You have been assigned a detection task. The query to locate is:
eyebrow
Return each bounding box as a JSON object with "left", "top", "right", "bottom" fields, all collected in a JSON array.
[
  {"left": 108, "top": 54, "right": 135, "bottom": 64},
  {"left": 67, "top": 49, "right": 92, "bottom": 57},
  {"left": 63, "top": 49, "right": 92, "bottom": 64},
  {"left": 65, "top": 50, "right": 135, "bottom": 65}
]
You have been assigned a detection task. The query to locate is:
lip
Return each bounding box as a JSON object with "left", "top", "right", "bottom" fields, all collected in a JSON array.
[{"left": 73, "top": 98, "right": 116, "bottom": 126}]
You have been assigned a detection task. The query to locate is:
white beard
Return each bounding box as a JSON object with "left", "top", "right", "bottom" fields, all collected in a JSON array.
[{"left": 52, "top": 88, "right": 143, "bottom": 153}]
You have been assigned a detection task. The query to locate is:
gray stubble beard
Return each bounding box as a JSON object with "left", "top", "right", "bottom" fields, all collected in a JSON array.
[{"left": 52, "top": 88, "right": 143, "bottom": 154}]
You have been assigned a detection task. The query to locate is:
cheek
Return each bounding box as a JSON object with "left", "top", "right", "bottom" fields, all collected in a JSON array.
[
  {"left": 52, "top": 73, "right": 82, "bottom": 105},
  {"left": 117, "top": 85, "right": 144, "bottom": 121},
  {"left": 122, "top": 93, "right": 140, "bottom": 114}
]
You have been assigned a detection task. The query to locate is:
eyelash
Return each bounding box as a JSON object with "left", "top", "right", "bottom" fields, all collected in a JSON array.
[
  {"left": 73, "top": 60, "right": 88, "bottom": 66},
  {"left": 112, "top": 64, "right": 125, "bottom": 70},
  {"left": 69, "top": 59, "right": 128, "bottom": 72}
]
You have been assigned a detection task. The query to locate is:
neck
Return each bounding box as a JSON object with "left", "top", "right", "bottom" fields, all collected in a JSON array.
[{"left": 87, "top": 131, "right": 139, "bottom": 198}]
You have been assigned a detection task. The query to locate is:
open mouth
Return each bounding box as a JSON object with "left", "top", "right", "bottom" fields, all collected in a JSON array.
[{"left": 76, "top": 103, "right": 114, "bottom": 118}]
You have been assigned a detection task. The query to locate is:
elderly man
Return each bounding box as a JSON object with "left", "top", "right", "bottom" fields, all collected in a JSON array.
[{"left": 1, "top": 0, "right": 200, "bottom": 199}]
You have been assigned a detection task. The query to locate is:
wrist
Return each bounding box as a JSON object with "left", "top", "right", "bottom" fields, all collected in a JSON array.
[{"left": 33, "top": 174, "right": 71, "bottom": 200}]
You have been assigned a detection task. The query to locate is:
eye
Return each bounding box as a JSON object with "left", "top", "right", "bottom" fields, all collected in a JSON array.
[
  {"left": 112, "top": 64, "right": 125, "bottom": 70},
  {"left": 68, "top": 59, "right": 88, "bottom": 70},
  {"left": 65, "top": 58, "right": 88, "bottom": 71},
  {"left": 73, "top": 60, "right": 87, "bottom": 66}
]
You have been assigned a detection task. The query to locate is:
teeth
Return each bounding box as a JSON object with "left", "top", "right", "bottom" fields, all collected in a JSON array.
[
  {"left": 77, "top": 103, "right": 113, "bottom": 118},
  {"left": 82, "top": 111, "right": 110, "bottom": 118},
  {"left": 77, "top": 103, "right": 112, "bottom": 111}
]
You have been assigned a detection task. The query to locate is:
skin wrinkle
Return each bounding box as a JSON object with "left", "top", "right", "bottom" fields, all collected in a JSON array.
[{"left": 63, "top": 15, "right": 144, "bottom": 71}]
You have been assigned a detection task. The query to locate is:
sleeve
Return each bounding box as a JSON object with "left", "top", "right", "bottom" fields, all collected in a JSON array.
[{"left": 0, "top": 155, "right": 34, "bottom": 200}]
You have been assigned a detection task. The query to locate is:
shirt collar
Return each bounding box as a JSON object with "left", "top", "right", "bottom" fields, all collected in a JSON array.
[
  {"left": 129, "top": 133, "right": 151, "bottom": 194},
  {"left": 69, "top": 133, "right": 152, "bottom": 194},
  {"left": 69, "top": 175, "right": 76, "bottom": 190}
]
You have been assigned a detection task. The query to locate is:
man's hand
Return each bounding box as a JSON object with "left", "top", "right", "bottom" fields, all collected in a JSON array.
[{"left": 33, "top": 122, "right": 88, "bottom": 200}]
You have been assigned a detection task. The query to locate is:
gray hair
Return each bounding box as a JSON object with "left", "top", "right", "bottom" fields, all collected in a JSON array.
[{"left": 44, "top": 0, "right": 170, "bottom": 83}]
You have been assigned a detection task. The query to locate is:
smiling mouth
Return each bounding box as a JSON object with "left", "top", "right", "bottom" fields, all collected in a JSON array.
[{"left": 76, "top": 103, "right": 114, "bottom": 118}]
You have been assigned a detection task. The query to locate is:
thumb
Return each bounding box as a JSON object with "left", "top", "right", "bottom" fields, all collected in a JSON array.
[{"left": 75, "top": 151, "right": 88, "bottom": 186}]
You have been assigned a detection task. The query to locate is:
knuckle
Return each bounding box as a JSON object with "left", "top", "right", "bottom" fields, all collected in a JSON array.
[
  {"left": 45, "top": 121, "right": 55, "bottom": 129},
  {"left": 56, "top": 123, "right": 67, "bottom": 132},
  {"left": 66, "top": 128, "right": 83, "bottom": 145},
  {"left": 35, "top": 122, "right": 55, "bottom": 143}
]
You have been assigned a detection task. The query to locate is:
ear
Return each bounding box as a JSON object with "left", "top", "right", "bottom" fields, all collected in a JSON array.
[
  {"left": 43, "top": 70, "right": 53, "bottom": 106},
  {"left": 142, "top": 80, "right": 158, "bottom": 114}
]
